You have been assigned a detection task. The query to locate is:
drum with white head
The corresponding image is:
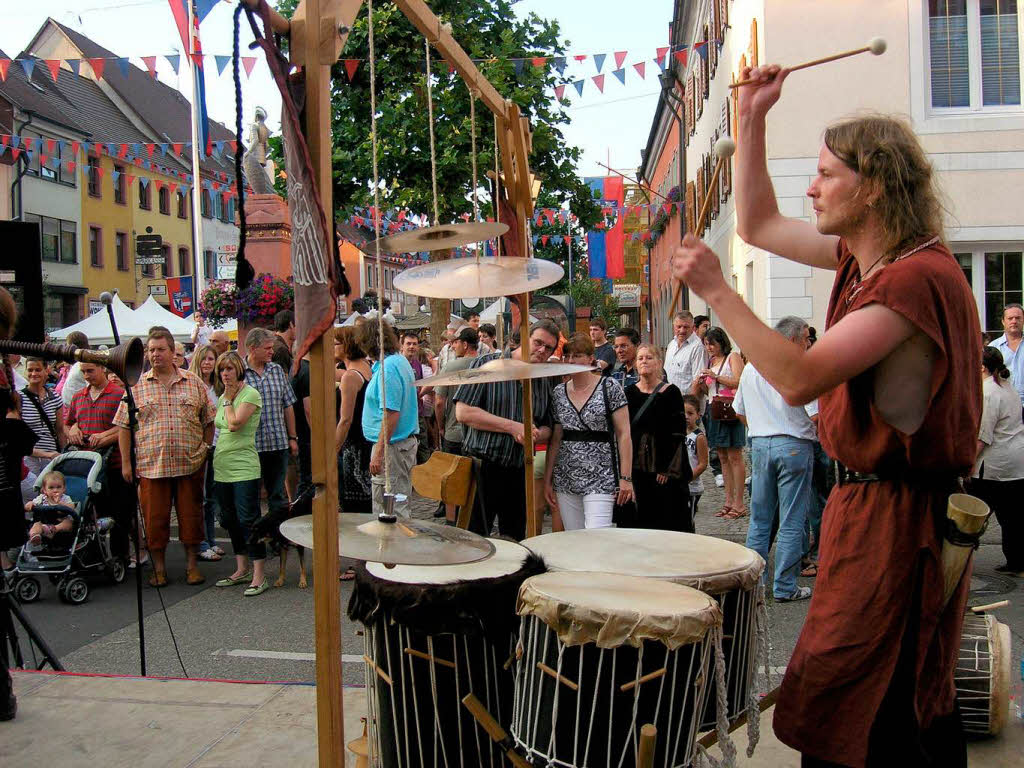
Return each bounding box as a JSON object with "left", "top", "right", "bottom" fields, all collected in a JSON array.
[
  {"left": 513, "top": 571, "right": 723, "bottom": 768},
  {"left": 955, "top": 611, "right": 1011, "bottom": 736},
  {"left": 523, "top": 528, "right": 765, "bottom": 731},
  {"left": 348, "top": 538, "right": 544, "bottom": 768}
]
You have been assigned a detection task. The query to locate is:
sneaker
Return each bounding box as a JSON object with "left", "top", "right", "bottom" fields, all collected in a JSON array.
[
  {"left": 212, "top": 546, "right": 226, "bottom": 556},
  {"left": 198, "top": 548, "right": 222, "bottom": 562},
  {"left": 745, "top": 475, "right": 752, "bottom": 487},
  {"left": 243, "top": 580, "right": 269, "bottom": 597},
  {"left": 777, "top": 586, "right": 813, "bottom": 602},
  {"left": 715, "top": 474, "right": 725, "bottom": 488}
]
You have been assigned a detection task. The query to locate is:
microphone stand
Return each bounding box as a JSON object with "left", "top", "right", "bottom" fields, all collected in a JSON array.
[{"left": 102, "top": 296, "right": 147, "bottom": 677}]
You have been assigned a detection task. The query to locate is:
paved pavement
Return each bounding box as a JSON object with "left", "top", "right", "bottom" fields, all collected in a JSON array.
[{"left": 4, "top": 461, "right": 1022, "bottom": 701}]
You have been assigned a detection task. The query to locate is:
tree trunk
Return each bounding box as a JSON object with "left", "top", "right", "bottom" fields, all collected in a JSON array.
[{"left": 428, "top": 248, "right": 453, "bottom": 352}]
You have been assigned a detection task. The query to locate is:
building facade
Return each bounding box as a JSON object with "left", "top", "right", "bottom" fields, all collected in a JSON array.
[{"left": 642, "top": 0, "right": 1024, "bottom": 344}]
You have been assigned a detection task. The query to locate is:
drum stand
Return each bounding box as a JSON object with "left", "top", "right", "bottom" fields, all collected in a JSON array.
[{"left": 0, "top": 568, "right": 63, "bottom": 672}]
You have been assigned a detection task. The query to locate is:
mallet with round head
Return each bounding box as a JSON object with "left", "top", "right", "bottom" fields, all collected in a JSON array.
[
  {"left": 729, "top": 37, "right": 887, "bottom": 88},
  {"left": 668, "top": 136, "right": 736, "bottom": 318}
]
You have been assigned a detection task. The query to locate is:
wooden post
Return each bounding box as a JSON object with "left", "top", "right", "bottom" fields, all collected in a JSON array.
[{"left": 297, "top": 1, "right": 345, "bottom": 766}]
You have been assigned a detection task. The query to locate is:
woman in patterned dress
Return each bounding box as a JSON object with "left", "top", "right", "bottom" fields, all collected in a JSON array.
[{"left": 543, "top": 334, "right": 632, "bottom": 530}]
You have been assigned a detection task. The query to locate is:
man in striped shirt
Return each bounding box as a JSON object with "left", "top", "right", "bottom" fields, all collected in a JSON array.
[{"left": 454, "top": 319, "right": 558, "bottom": 540}]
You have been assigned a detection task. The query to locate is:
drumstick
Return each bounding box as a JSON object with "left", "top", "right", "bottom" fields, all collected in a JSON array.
[
  {"left": 970, "top": 599, "right": 1009, "bottom": 613},
  {"left": 729, "top": 37, "right": 887, "bottom": 88},
  {"left": 668, "top": 136, "right": 736, "bottom": 319},
  {"left": 461, "top": 693, "right": 533, "bottom": 768},
  {"left": 696, "top": 685, "right": 780, "bottom": 750},
  {"left": 637, "top": 724, "right": 657, "bottom": 768}
]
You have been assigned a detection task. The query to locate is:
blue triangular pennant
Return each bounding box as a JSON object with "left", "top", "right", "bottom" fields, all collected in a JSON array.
[
  {"left": 131, "top": 143, "right": 142, "bottom": 157},
  {"left": 165, "top": 54, "right": 180, "bottom": 73},
  {"left": 593, "top": 53, "right": 606, "bottom": 73},
  {"left": 20, "top": 60, "right": 36, "bottom": 79},
  {"left": 105, "top": 142, "right": 116, "bottom": 155},
  {"left": 513, "top": 59, "right": 525, "bottom": 76},
  {"left": 655, "top": 55, "right": 668, "bottom": 72},
  {"left": 80, "top": 140, "right": 91, "bottom": 154},
  {"left": 67, "top": 58, "right": 81, "bottom": 77},
  {"left": 573, "top": 79, "right": 585, "bottom": 96},
  {"left": 213, "top": 140, "right": 225, "bottom": 156},
  {"left": 696, "top": 42, "right": 708, "bottom": 61},
  {"left": 612, "top": 68, "right": 626, "bottom": 85},
  {"left": 10, "top": 135, "right": 20, "bottom": 150},
  {"left": 214, "top": 55, "right": 230, "bottom": 76},
  {"left": 553, "top": 56, "right": 567, "bottom": 74},
  {"left": 25, "top": 150, "right": 34, "bottom": 164},
  {"left": 116, "top": 57, "right": 130, "bottom": 78},
  {"left": 112, "top": 170, "right": 120, "bottom": 185}
]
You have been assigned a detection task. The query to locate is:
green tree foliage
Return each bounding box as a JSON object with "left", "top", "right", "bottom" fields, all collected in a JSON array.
[{"left": 274, "top": 0, "right": 599, "bottom": 228}]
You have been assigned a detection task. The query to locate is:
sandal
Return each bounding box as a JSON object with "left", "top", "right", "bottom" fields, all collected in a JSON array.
[
  {"left": 723, "top": 506, "right": 748, "bottom": 519},
  {"left": 340, "top": 568, "right": 356, "bottom": 581},
  {"left": 800, "top": 563, "right": 819, "bottom": 578},
  {"left": 714, "top": 507, "right": 731, "bottom": 518}
]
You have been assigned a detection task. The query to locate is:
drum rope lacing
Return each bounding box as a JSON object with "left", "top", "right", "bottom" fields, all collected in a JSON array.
[{"left": 695, "top": 625, "right": 738, "bottom": 768}]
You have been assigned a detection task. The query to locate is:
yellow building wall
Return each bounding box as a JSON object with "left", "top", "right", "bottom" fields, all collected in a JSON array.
[{"left": 80, "top": 152, "right": 195, "bottom": 311}]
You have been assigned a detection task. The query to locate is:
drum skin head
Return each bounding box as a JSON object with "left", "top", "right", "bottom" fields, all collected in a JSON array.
[
  {"left": 523, "top": 528, "right": 764, "bottom": 594},
  {"left": 517, "top": 571, "right": 722, "bottom": 650}
]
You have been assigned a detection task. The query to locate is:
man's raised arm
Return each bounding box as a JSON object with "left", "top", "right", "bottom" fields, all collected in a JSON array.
[{"left": 734, "top": 65, "right": 839, "bottom": 270}]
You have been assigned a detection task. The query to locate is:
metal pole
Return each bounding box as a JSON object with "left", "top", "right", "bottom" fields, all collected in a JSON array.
[{"left": 187, "top": 0, "right": 207, "bottom": 294}]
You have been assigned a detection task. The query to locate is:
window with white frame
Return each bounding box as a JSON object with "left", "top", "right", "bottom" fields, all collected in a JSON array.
[
  {"left": 959, "top": 247, "right": 1024, "bottom": 332},
  {"left": 927, "top": 0, "right": 1021, "bottom": 110}
]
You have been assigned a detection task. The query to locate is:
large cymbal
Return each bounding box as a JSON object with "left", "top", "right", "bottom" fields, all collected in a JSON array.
[
  {"left": 420, "top": 358, "right": 596, "bottom": 387},
  {"left": 373, "top": 221, "right": 509, "bottom": 254},
  {"left": 279, "top": 513, "right": 496, "bottom": 566},
  {"left": 394, "top": 255, "right": 563, "bottom": 299}
]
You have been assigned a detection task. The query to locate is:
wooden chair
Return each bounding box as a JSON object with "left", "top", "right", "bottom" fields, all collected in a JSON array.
[{"left": 411, "top": 451, "right": 478, "bottom": 529}]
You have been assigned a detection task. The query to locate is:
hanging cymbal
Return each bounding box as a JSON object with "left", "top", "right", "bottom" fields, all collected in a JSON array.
[
  {"left": 373, "top": 221, "right": 509, "bottom": 255},
  {"left": 421, "top": 358, "right": 596, "bottom": 387},
  {"left": 279, "top": 513, "right": 496, "bottom": 566},
  {"left": 394, "top": 255, "right": 563, "bottom": 299}
]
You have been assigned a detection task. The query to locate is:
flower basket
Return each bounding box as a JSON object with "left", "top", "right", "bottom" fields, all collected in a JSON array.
[
  {"left": 197, "top": 281, "right": 239, "bottom": 328},
  {"left": 238, "top": 273, "right": 294, "bottom": 326}
]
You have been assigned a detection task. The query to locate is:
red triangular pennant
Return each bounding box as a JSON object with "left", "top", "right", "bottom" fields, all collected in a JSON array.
[
  {"left": 614, "top": 51, "right": 628, "bottom": 69},
  {"left": 344, "top": 59, "right": 360, "bottom": 81},
  {"left": 168, "top": 183, "right": 177, "bottom": 195},
  {"left": 228, "top": 140, "right": 237, "bottom": 153},
  {"left": 95, "top": 166, "right": 105, "bottom": 178},
  {"left": 88, "top": 58, "right": 105, "bottom": 80},
  {"left": 656, "top": 46, "right": 670, "bottom": 62},
  {"left": 592, "top": 74, "right": 605, "bottom": 93},
  {"left": 574, "top": 55, "right": 587, "bottom": 62},
  {"left": 118, "top": 143, "right": 129, "bottom": 158},
  {"left": 563, "top": 236, "right": 571, "bottom": 246},
  {"left": 126, "top": 174, "right": 134, "bottom": 186},
  {"left": 22, "top": 137, "right": 33, "bottom": 150},
  {"left": 145, "top": 143, "right": 155, "bottom": 157},
  {"left": 0, "top": 59, "right": 10, "bottom": 82},
  {"left": 674, "top": 50, "right": 688, "bottom": 67},
  {"left": 40, "top": 154, "right": 48, "bottom": 167},
  {"left": 10, "top": 148, "right": 20, "bottom": 161},
  {"left": 45, "top": 138, "right": 56, "bottom": 153},
  {"left": 66, "top": 160, "right": 76, "bottom": 173},
  {"left": 191, "top": 53, "right": 204, "bottom": 68},
  {"left": 45, "top": 60, "right": 61, "bottom": 82},
  {"left": 241, "top": 57, "right": 256, "bottom": 78},
  {"left": 172, "top": 143, "right": 183, "bottom": 156},
  {"left": 541, "top": 235, "right": 549, "bottom": 246},
  {"left": 142, "top": 56, "right": 157, "bottom": 78},
  {"left": 531, "top": 57, "right": 547, "bottom": 68},
  {"left": 633, "top": 62, "right": 646, "bottom": 79},
  {"left": 555, "top": 84, "right": 565, "bottom": 101}
]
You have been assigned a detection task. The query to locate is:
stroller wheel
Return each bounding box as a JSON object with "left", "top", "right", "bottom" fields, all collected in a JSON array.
[
  {"left": 107, "top": 559, "right": 127, "bottom": 584},
  {"left": 60, "top": 576, "right": 89, "bottom": 605},
  {"left": 15, "top": 577, "right": 41, "bottom": 603}
]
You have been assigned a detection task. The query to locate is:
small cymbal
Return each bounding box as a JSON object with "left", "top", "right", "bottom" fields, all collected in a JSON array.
[
  {"left": 421, "top": 358, "right": 596, "bottom": 387},
  {"left": 279, "top": 513, "right": 496, "bottom": 566},
  {"left": 394, "top": 256, "right": 563, "bottom": 299},
  {"left": 374, "top": 221, "right": 509, "bottom": 254}
]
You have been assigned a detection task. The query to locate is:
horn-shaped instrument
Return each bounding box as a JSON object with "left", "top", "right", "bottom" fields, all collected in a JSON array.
[
  {"left": 0, "top": 337, "right": 145, "bottom": 386},
  {"left": 942, "top": 493, "right": 991, "bottom": 608}
]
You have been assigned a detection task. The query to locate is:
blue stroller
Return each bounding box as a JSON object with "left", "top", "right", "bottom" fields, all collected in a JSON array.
[{"left": 10, "top": 450, "right": 126, "bottom": 604}]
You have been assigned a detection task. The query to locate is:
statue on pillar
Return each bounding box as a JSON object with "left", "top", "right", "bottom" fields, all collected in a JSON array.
[{"left": 243, "top": 106, "right": 277, "bottom": 195}]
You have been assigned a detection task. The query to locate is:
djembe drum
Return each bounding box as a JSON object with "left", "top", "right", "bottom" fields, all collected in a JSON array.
[
  {"left": 347, "top": 538, "right": 544, "bottom": 768},
  {"left": 955, "top": 611, "right": 1011, "bottom": 737},
  {"left": 523, "top": 529, "right": 765, "bottom": 731},
  {"left": 512, "top": 571, "right": 724, "bottom": 768}
]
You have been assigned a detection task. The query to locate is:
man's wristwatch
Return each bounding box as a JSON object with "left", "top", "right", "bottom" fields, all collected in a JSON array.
[
  {"left": 288, "top": 435, "right": 298, "bottom": 441},
  {"left": 621, "top": 475, "right": 632, "bottom": 483}
]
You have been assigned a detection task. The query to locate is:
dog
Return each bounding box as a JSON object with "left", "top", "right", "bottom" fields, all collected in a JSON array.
[{"left": 249, "top": 487, "right": 312, "bottom": 589}]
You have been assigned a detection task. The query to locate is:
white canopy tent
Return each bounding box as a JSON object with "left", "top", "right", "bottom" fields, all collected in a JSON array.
[
  {"left": 479, "top": 298, "right": 537, "bottom": 324},
  {"left": 49, "top": 293, "right": 147, "bottom": 347},
  {"left": 134, "top": 297, "right": 195, "bottom": 341}
]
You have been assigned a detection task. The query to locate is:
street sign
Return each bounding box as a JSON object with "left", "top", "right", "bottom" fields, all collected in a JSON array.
[
  {"left": 217, "top": 264, "right": 237, "bottom": 280},
  {"left": 136, "top": 257, "right": 164, "bottom": 266},
  {"left": 217, "top": 253, "right": 236, "bottom": 265},
  {"left": 136, "top": 233, "right": 162, "bottom": 257},
  {"left": 149, "top": 284, "right": 167, "bottom": 296}
]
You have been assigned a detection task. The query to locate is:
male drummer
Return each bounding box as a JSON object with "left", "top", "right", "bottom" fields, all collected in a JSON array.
[
  {"left": 454, "top": 319, "right": 557, "bottom": 540},
  {"left": 672, "top": 65, "right": 980, "bottom": 767}
]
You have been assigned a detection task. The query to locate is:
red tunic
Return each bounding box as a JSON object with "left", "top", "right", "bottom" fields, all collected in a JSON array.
[{"left": 773, "top": 240, "right": 981, "bottom": 766}]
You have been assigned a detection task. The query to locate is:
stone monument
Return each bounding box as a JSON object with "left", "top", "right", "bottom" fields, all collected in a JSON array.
[{"left": 242, "top": 107, "right": 291, "bottom": 278}]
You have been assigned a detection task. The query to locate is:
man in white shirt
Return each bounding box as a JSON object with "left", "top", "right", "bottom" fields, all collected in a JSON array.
[
  {"left": 733, "top": 316, "right": 815, "bottom": 602},
  {"left": 989, "top": 303, "right": 1024, "bottom": 411},
  {"left": 664, "top": 311, "right": 707, "bottom": 400}
]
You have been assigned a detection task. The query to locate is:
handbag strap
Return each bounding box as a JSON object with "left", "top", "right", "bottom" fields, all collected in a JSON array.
[
  {"left": 24, "top": 389, "right": 59, "bottom": 445},
  {"left": 602, "top": 377, "right": 618, "bottom": 481},
  {"left": 630, "top": 382, "right": 664, "bottom": 427},
  {"left": 714, "top": 357, "right": 728, "bottom": 395}
]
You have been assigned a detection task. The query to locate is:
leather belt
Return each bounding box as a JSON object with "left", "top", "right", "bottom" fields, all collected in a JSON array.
[{"left": 834, "top": 461, "right": 883, "bottom": 486}]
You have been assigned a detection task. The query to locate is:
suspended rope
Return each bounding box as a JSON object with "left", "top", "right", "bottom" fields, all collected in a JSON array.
[
  {"left": 493, "top": 115, "right": 501, "bottom": 259},
  {"left": 367, "top": 0, "right": 391, "bottom": 495},
  {"left": 424, "top": 40, "right": 441, "bottom": 227},
  {"left": 469, "top": 86, "right": 482, "bottom": 261}
]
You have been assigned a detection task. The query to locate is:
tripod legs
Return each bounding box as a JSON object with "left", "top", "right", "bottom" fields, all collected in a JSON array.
[{"left": 0, "top": 572, "right": 63, "bottom": 672}]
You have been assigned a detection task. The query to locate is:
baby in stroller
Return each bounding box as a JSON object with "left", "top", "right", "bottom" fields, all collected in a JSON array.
[{"left": 25, "top": 470, "right": 75, "bottom": 549}]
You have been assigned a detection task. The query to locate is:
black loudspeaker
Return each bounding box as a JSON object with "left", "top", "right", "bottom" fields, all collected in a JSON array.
[{"left": 0, "top": 220, "right": 44, "bottom": 343}]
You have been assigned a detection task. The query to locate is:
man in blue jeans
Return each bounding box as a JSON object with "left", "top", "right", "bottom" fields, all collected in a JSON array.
[
  {"left": 243, "top": 328, "right": 298, "bottom": 521},
  {"left": 733, "top": 316, "right": 815, "bottom": 601}
]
